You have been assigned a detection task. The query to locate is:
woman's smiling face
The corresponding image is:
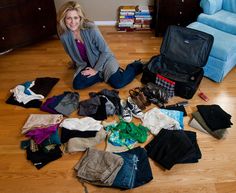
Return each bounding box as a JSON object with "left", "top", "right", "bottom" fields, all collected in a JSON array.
[{"left": 65, "top": 10, "right": 81, "bottom": 32}]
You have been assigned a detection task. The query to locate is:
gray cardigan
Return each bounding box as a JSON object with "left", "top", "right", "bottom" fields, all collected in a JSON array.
[{"left": 59, "top": 22, "right": 119, "bottom": 82}]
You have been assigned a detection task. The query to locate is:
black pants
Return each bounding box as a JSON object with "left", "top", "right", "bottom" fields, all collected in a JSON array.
[{"left": 145, "top": 129, "right": 201, "bottom": 170}]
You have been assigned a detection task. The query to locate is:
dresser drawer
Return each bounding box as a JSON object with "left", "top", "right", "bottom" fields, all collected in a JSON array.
[
  {"left": 0, "top": 22, "right": 56, "bottom": 52},
  {"left": 0, "top": 5, "right": 23, "bottom": 28},
  {"left": 0, "top": 25, "right": 31, "bottom": 51},
  {"left": 155, "top": 0, "right": 201, "bottom": 36},
  {"left": 0, "top": 0, "right": 26, "bottom": 7},
  {"left": 22, "top": 0, "right": 56, "bottom": 24},
  {"left": 0, "top": 0, "right": 56, "bottom": 53}
]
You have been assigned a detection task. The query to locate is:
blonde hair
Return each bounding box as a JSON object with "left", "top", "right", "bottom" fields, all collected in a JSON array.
[{"left": 57, "top": 1, "right": 90, "bottom": 36}]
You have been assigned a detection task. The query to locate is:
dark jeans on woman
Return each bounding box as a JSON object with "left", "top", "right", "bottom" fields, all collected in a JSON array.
[
  {"left": 73, "top": 71, "right": 102, "bottom": 89},
  {"left": 73, "top": 61, "right": 143, "bottom": 89}
]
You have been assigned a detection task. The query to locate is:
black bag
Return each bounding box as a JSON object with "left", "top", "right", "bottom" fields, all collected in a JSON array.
[{"left": 141, "top": 25, "right": 214, "bottom": 99}]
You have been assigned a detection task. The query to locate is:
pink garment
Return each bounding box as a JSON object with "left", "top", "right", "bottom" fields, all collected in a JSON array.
[{"left": 26, "top": 124, "right": 58, "bottom": 144}]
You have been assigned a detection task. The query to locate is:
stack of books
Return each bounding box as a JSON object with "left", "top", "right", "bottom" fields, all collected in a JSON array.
[
  {"left": 117, "top": 6, "right": 136, "bottom": 32},
  {"left": 134, "top": 5, "right": 153, "bottom": 31}
]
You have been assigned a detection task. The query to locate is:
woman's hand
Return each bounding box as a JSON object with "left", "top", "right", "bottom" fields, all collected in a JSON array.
[{"left": 81, "top": 67, "right": 98, "bottom": 77}]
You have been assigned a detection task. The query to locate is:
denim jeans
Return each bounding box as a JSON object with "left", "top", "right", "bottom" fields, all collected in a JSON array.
[
  {"left": 73, "top": 71, "right": 102, "bottom": 89},
  {"left": 112, "top": 147, "right": 153, "bottom": 189},
  {"left": 112, "top": 152, "right": 138, "bottom": 189},
  {"left": 108, "top": 61, "right": 143, "bottom": 89},
  {"left": 73, "top": 61, "right": 142, "bottom": 89}
]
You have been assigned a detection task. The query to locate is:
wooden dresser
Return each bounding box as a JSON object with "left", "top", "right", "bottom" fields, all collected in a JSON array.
[
  {"left": 0, "top": 0, "right": 57, "bottom": 53},
  {"left": 154, "top": 0, "right": 202, "bottom": 36}
]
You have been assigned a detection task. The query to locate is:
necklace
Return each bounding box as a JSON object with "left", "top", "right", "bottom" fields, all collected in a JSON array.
[{"left": 73, "top": 30, "right": 83, "bottom": 43}]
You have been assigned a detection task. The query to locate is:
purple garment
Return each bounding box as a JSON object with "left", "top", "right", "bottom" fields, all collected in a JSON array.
[
  {"left": 40, "top": 97, "right": 58, "bottom": 114},
  {"left": 75, "top": 40, "right": 89, "bottom": 64},
  {"left": 25, "top": 124, "right": 59, "bottom": 144}
]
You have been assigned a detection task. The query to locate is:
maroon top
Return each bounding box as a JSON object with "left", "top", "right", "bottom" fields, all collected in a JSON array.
[{"left": 75, "top": 40, "right": 89, "bottom": 64}]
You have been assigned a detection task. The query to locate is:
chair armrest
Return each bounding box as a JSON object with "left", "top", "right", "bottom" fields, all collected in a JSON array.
[{"left": 200, "top": 0, "right": 223, "bottom": 14}]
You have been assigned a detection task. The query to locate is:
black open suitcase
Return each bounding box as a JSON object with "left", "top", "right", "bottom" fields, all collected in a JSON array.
[{"left": 141, "top": 25, "right": 214, "bottom": 99}]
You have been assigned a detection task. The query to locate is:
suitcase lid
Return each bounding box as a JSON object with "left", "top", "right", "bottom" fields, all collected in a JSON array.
[{"left": 160, "top": 25, "right": 214, "bottom": 68}]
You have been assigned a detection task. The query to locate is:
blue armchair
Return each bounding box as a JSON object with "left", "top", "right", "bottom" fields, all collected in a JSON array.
[{"left": 188, "top": 0, "right": 236, "bottom": 82}]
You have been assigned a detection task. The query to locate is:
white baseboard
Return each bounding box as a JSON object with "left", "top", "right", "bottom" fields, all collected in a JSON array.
[{"left": 94, "top": 21, "right": 117, "bottom": 26}]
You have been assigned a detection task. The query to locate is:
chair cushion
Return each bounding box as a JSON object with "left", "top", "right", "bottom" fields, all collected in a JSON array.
[
  {"left": 188, "top": 22, "right": 236, "bottom": 61},
  {"left": 197, "top": 10, "right": 236, "bottom": 35},
  {"left": 223, "top": 0, "right": 236, "bottom": 13},
  {"left": 203, "top": 54, "right": 236, "bottom": 82},
  {"left": 200, "top": 0, "right": 223, "bottom": 15}
]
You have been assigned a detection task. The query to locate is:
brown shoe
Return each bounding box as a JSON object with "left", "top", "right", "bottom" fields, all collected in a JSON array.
[
  {"left": 134, "top": 87, "right": 151, "bottom": 107},
  {"left": 129, "top": 89, "right": 146, "bottom": 110}
]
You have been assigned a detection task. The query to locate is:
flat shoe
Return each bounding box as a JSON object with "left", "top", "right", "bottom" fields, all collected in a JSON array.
[
  {"left": 129, "top": 89, "right": 146, "bottom": 110},
  {"left": 134, "top": 87, "right": 151, "bottom": 106}
]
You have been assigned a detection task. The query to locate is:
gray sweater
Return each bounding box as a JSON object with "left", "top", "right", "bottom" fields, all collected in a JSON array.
[{"left": 59, "top": 22, "right": 119, "bottom": 82}]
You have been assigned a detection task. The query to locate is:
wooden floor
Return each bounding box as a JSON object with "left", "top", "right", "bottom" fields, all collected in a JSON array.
[{"left": 0, "top": 26, "right": 235, "bottom": 193}]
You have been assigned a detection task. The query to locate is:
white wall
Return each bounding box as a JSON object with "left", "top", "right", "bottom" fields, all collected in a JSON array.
[{"left": 55, "top": 0, "right": 154, "bottom": 22}]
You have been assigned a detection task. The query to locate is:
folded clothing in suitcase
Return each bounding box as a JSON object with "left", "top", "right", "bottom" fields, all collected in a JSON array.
[{"left": 141, "top": 25, "right": 214, "bottom": 99}]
